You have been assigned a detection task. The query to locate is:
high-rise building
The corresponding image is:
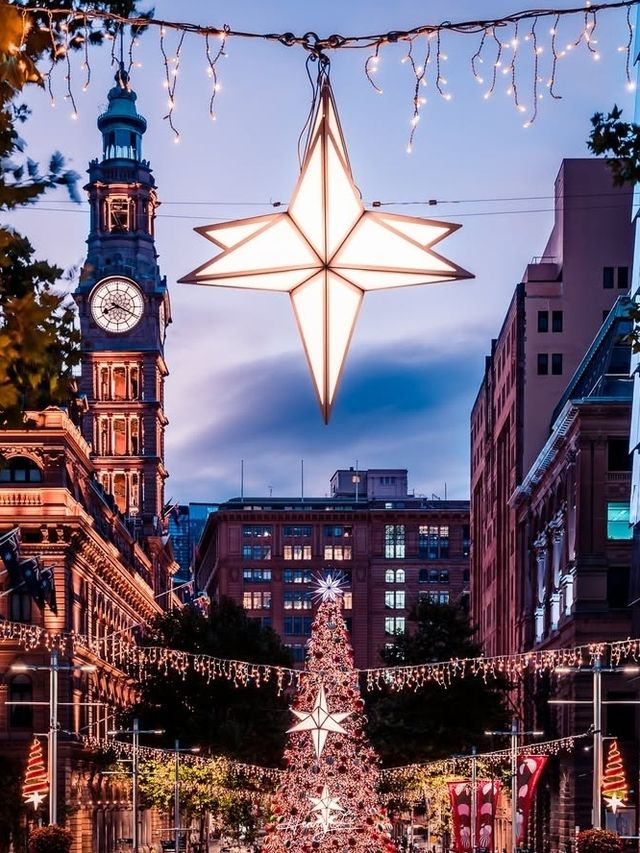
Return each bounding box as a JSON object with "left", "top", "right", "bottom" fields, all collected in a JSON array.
[
  {"left": 193, "top": 469, "right": 470, "bottom": 668},
  {"left": 471, "top": 159, "right": 634, "bottom": 658}
]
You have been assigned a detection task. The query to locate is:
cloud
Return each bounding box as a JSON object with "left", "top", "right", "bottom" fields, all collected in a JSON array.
[{"left": 165, "top": 335, "right": 481, "bottom": 502}]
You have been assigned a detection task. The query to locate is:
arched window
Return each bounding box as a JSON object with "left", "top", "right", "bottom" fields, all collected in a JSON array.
[
  {"left": 10, "top": 590, "right": 31, "bottom": 623},
  {"left": 385, "top": 569, "right": 395, "bottom": 583},
  {"left": 0, "top": 456, "right": 42, "bottom": 483},
  {"left": 395, "top": 569, "right": 405, "bottom": 583},
  {"left": 419, "top": 569, "right": 428, "bottom": 584},
  {"left": 9, "top": 675, "right": 33, "bottom": 727}
]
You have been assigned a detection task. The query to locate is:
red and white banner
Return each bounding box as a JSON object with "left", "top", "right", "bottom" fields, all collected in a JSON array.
[
  {"left": 515, "top": 754, "right": 548, "bottom": 845},
  {"left": 477, "top": 780, "right": 502, "bottom": 850},
  {"left": 448, "top": 780, "right": 502, "bottom": 851}
]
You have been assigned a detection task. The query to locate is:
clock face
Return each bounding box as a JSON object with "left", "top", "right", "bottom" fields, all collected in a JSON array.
[{"left": 90, "top": 277, "right": 144, "bottom": 333}]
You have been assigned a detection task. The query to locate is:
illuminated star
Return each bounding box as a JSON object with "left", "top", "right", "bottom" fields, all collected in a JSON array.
[
  {"left": 24, "top": 790, "right": 46, "bottom": 809},
  {"left": 313, "top": 572, "right": 346, "bottom": 603},
  {"left": 604, "top": 793, "right": 626, "bottom": 813},
  {"left": 180, "top": 79, "right": 472, "bottom": 422},
  {"left": 288, "top": 684, "right": 350, "bottom": 757},
  {"left": 309, "top": 785, "right": 344, "bottom": 832}
]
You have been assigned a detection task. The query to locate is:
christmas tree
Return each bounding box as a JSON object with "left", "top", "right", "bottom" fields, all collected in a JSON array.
[
  {"left": 22, "top": 738, "right": 48, "bottom": 810},
  {"left": 262, "top": 574, "right": 396, "bottom": 852},
  {"left": 602, "top": 739, "right": 627, "bottom": 813}
]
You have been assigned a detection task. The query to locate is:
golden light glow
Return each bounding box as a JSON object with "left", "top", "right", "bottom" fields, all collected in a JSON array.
[{"left": 180, "top": 80, "right": 472, "bottom": 421}]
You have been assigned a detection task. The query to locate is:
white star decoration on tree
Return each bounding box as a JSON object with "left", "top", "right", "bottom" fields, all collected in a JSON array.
[
  {"left": 288, "top": 684, "right": 351, "bottom": 757},
  {"left": 309, "top": 784, "right": 344, "bottom": 833},
  {"left": 180, "top": 78, "right": 472, "bottom": 422},
  {"left": 604, "top": 793, "right": 625, "bottom": 813},
  {"left": 313, "top": 572, "right": 346, "bottom": 602},
  {"left": 24, "top": 790, "right": 46, "bottom": 809}
]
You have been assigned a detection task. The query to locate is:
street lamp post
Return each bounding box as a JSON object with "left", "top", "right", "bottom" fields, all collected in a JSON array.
[
  {"left": 173, "top": 740, "right": 200, "bottom": 853},
  {"left": 10, "top": 650, "right": 96, "bottom": 825},
  {"left": 551, "top": 658, "right": 640, "bottom": 830},
  {"left": 485, "top": 719, "right": 543, "bottom": 853},
  {"left": 108, "top": 719, "right": 164, "bottom": 853}
]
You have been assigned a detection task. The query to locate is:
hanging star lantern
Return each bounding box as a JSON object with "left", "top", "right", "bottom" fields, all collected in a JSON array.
[
  {"left": 309, "top": 785, "right": 344, "bottom": 833},
  {"left": 180, "top": 76, "right": 472, "bottom": 422},
  {"left": 313, "top": 571, "right": 347, "bottom": 603},
  {"left": 288, "top": 683, "right": 351, "bottom": 757}
]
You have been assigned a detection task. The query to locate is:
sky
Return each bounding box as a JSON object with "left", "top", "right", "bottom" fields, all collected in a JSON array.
[{"left": 8, "top": 0, "right": 639, "bottom": 503}]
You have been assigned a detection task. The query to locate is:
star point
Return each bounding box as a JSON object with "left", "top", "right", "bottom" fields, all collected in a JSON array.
[
  {"left": 24, "top": 790, "right": 46, "bottom": 809},
  {"left": 181, "top": 79, "right": 472, "bottom": 422}
]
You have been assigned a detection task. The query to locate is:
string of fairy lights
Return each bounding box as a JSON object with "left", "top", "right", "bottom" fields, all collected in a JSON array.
[
  {"left": 14, "top": 1, "right": 640, "bottom": 147},
  {"left": 2, "top": 618, "right": 639, "bottom": 691}
]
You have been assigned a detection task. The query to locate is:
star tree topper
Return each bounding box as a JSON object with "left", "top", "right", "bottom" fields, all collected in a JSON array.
[
  {"left": 288, "top": 683, "right": 351, "bottom": 757},
  {"left": 180, "top": 78, "right": 472, "bottom": 422}
]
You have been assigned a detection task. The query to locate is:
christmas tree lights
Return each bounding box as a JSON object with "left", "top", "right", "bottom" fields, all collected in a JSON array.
[
  {"left": 22, "top": 738, "right": 48, "bottom": 810},
  {"left": 262, "top": 576, "right": 395, "bottom": 851},
  {"left": 602, "top": 740, "right": 628, "bottom": 813}
]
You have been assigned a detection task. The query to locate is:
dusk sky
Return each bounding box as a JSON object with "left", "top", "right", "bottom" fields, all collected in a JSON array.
[{"left": 9, "top": 1, "right": 639, "bottom": 503}]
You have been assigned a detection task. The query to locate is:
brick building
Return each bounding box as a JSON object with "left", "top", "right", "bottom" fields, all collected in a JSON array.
[
  {"left": 194, "top": 469, "right": 470, "bottom": 668},
  {"left": 471, "top": 159, "right": 634, "bottom": 659}
]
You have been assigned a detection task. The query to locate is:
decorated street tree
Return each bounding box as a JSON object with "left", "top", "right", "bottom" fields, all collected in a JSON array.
[{"left": 263, "top": 574, "right": 396, "bottom": 853}]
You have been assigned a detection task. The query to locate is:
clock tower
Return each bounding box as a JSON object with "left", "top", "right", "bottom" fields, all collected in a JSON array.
[{"left": 75, "top": 66, "right": 170, "bottom": 536}]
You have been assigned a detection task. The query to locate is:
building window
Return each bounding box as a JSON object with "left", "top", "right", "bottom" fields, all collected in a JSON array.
[
  {"left": 324, "top": 525, "right": 352, "bottom": 538},
  {"left": 284, "top": 591, "right": 313, "bottom": 610},
  {"left": 385, "top": 590, "right": 406, "bottom": 609},
  {"left": 242, "top": 525, "right": 272, "bottom": 538},
  {"left": 243, "top": 568, "right": 272, "bottom": 583},
  {"left": 603, "top": 266, "right": 615, "bottom": 289},
  {"left": 285, "top": 643, "right": 306, "bottom": 663},
  {"left": 551, "top": 353, "right": 563, "bottom": 375},
  {"left": 324, "top": 545, "right": 352, "bottom": 560},
  {"left": 607, "top": 502, "right": 633, "bottom": 540},
  {"left": 618, "top": 266, "right": 629, "bottom": 289},
  {"left": 113, "top": 418, "right": 126, "bottom": 455},
  {"left": 10, "top": 591, "right": 31, "bottom": 623},
  {"left": 608, "top": 439, "right": 632, "bottom": 472},
  {"left": 242, "top": 545, "right": 272, "bottom": 561},
  {"left": 283, "top": 526, "right": 312, "bottom": 537},
  {"left": 419, "top": 591, "right": 450, "bottom": 604},
  {"left": 106, "top": 196, "right": 133, "bottom": 233},
  {"left": 552, "top": 311, "right": 563, "bottom": 332},
  {"left": 283, "top": 569, "right": 312, "bottom": 584},
  {"left": 242, "top": 591, "right": 271, "bottom": 610},
  {"left": 9, "top": 675, "right": 32, "bottom": 728},
  {"left": 419, "top": 525, "right": 450, "bottom": 559},
  {"left": 283, "top": 616, "right": 313, "bottom": 636},
  {"left": 0, "top": 456, "right": 43, "bottom": 484},
  {"left": 537, "top": 354, "right": 549, "bottom": 375},
  {"left": 343, "top": 591, "right": 353, "bottom": 610},
  {"left": 384, "top": 525, "right": 405, "bottom": 558},
  {"left": 384, "top": 617, "right": 406, "bottom": 636},
  {"left": 284, "top": 545, "right": 312, "bottom": 561},
  {"left": 113, "top": 472, "right": 126, "bottom": 513},
  {"left": 537, "top": 311, "right": 549, "bottom": 333},
  {"left": 462, "top": 524, "right": 471, "bottom": 558},
  {"left": 385, "top": 568, "right": 405, "bottom": 583}
]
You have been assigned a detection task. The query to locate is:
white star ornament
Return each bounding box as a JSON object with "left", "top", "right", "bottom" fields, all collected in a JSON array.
[
  {"left": 180, "top": 80, "right": 473, "bottom": 422},
  {"left": 24, "top": 790, "right": 47, "bottom": 809},
  {"left": 309, "top": 784, "right": 344, "bottom": 833},
  {"left": 287, "top": 683, "right": 351, "bottom": 757}
]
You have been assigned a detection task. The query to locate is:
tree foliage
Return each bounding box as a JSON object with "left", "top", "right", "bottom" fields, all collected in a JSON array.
[
  {"left": 588, "top": 105, "right": 640, "bottom": 186},
  {"left": 365, "top": 601, "right": 510, "bottom": 766},
  {"left": 129, "top": 600, "right": 293, "bottom": 765},
  {"left": 28, "top": 825, "right": 73, "bottom": 853},
  {"left": 0, "top": 0, "right": 151, "bottom": 426},
  {"left": 576, "top": 828, "right": 623, "bottom": 853}
]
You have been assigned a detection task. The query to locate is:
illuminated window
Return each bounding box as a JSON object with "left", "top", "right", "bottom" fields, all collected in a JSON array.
[
  {"left": 384, "top": 525, "right": 405, "bottom": 558},
  {"left": 284, "top": 544, "right": 312, "bottom": 561},
  {"left": 343, "top": 591, "right": 353, "bottom": 610},
  {"left": 113, "top": 418, "right": 126, "bottom": 455},
  {"left": 113, "top": 367, "right": 127, "bottom": 400},
  {"left": 243, "top": 525, "right": 272, "bottom": 538},
  {"left": 284, "top": 591, "right": 312, "bottom": 610},
  {"left": 324, "top": 525, "right": 352, "bottom": 538},
  {"left": 324, "top": 545, "right": 352, "bottom": 560},
  {"left": 242, "top": 591, "right": 271, "bottom": 610},
  {"left": 385, "top": 590, "right": 405, "bottom": 609},
  {"left": 607, "top": 502, "right": 633, "bottom": 540},
  {"left": 243, "top": 568, "right": 272, "bottom": 583},
  {"left": 130, "top": 418, "right": 140, "bottom": 455},
  {"left": 283, "top": 569, "right": 312, "bottom": 584},
  {"left": 384, "top": 617, "right": 405, "bottom": 636},
  {"left": 113, "top": 473, "right": 126, "bottom": 513},
  {"left": 106, "top": 196, "right": 133, "bottom": 232},
  {"left": 419, "top": 525, "right": 449, "bottom": 559},
  {"left": 242, "top": 545, "right": 272, "bottom": 561}
]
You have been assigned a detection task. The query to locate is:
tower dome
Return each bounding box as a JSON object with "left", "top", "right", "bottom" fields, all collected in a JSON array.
[{"left": 97, "top": 64, "right": 147, "bottom": 161}]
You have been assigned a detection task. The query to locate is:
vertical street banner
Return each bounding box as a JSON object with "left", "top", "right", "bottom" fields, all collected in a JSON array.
[
  {"left": 477, "top": 780, "right": 502, "bottom": 850},
  {"left": 448, "top": 782, "right": 473, "bottom": 851},
  {"left": 516, "top": 755, "right": 548, "bottom": 844}
]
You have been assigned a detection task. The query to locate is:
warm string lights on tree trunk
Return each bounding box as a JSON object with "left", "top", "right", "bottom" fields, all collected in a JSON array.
[{"left": 13, "top": 2, "right": 640, "bottom": 145}]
